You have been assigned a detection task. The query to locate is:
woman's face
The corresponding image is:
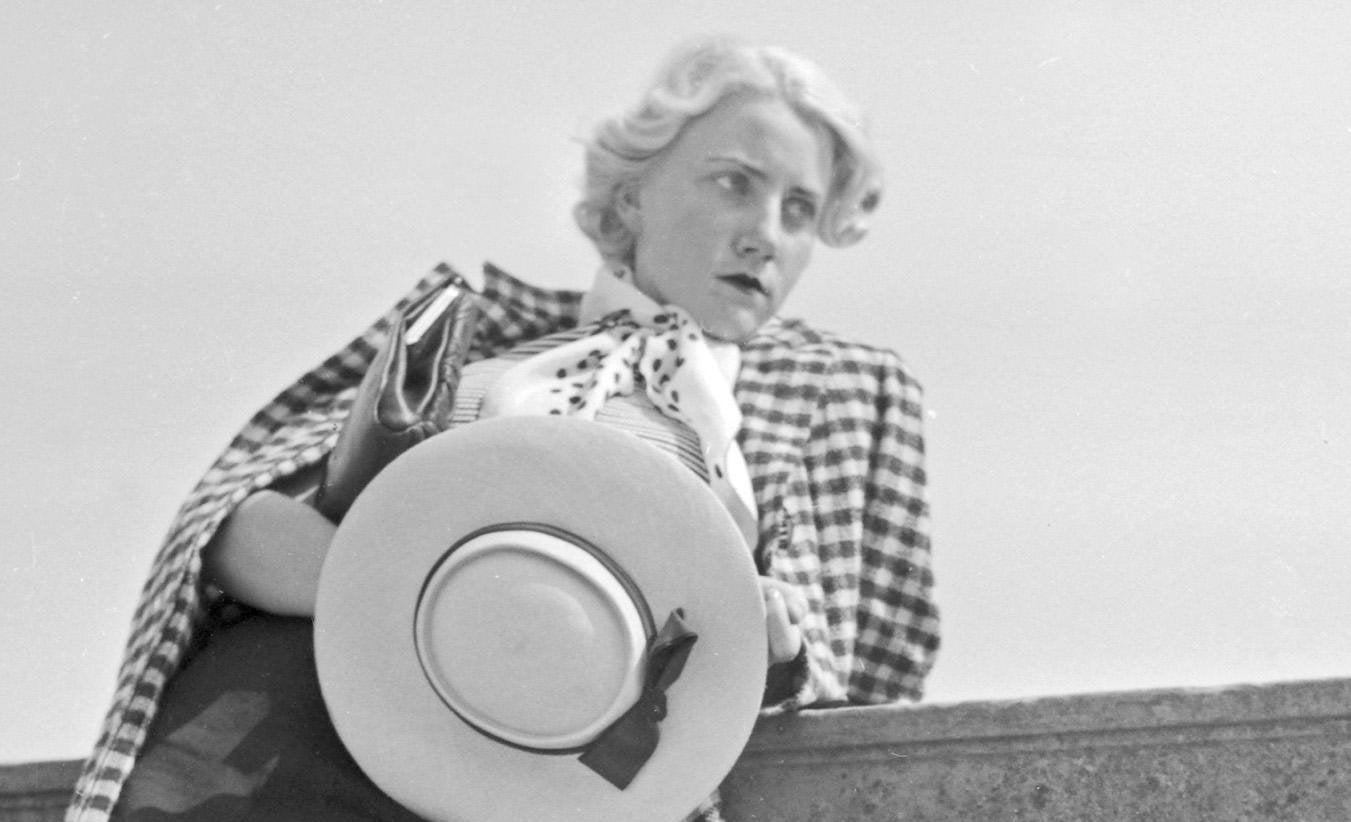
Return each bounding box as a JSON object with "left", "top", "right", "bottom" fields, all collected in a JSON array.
[{"left": 624, "top": 93, "right": 833, "bottom": 342}]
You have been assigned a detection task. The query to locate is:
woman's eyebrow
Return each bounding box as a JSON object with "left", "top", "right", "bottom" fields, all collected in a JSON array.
[{"left": 706, "top": 153, "right": 763, "bottom": 175}]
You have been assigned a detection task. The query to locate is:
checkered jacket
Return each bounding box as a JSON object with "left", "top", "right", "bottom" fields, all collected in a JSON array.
[{"left": 68, "top": 263, "right": 939, "bottom": 821}]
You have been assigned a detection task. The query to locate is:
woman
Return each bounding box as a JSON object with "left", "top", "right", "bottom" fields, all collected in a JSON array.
[{"left": 71, "top": 37, "right": 939, "bottom": 822}]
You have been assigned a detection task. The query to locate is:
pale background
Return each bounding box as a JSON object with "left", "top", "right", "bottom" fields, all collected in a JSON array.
[{"left": 3, "top": 2, "right": 1349, "bottom": 765}]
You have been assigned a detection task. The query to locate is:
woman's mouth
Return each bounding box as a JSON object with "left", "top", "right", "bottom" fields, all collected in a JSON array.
[{"left": 717, "top": 273, "right": 768, "bottom": 297}]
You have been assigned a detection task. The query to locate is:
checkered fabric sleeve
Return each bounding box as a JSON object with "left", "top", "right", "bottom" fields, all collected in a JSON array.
[
  {"left": 469, "top": 261, "right": 581, "bottom": 356},
  {"left": 739, "top": 320, "right": 939, "bottom": 709},
  {"left": 831, "top": 340, "right": 938, "bottom": 702},
  {"left": 66, "top": 266, "right": 478, "bottom": 821}
]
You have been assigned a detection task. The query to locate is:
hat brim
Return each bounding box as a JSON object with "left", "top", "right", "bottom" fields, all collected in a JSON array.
[{"left": 314, "top": 415, "right": 766, "bottom": 822}]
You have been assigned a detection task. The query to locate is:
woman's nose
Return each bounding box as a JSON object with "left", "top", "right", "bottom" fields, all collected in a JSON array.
[{"left": 734, "top": 203, "right": 778, "bottom": 261}]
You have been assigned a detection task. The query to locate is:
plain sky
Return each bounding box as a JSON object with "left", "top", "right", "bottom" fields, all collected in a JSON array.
[{"left": 3, "top": 2, "right": 1349, "bottom": 765}]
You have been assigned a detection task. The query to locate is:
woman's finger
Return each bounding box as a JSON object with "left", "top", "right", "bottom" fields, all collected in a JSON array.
[
  {"left": 780, "top": 586, "right": 807, "bottom": 624},
  {"left": 759, "top": 577, "right": 807, "bottom": 624},
  {"left": 765, "top": 589, "right": 803, "bottom": 664}
]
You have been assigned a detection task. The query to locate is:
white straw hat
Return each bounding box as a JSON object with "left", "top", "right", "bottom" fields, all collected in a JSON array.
[{"left": 314, "top": 415, "right": 766, "bottom": 822}]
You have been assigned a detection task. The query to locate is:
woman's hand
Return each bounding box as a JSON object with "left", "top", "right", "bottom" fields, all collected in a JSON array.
[{"left": 759, "top": 576, "right": 807, "bottom": 665}]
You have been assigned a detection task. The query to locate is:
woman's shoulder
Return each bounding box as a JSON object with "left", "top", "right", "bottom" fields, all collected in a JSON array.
[{"left": 744, "top": 317, "right": 923, "bottom": 392}]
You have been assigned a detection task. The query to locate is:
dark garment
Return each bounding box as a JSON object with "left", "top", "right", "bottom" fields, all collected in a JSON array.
[{"left": 113, "top": 612, "right": 423, "bottom": 822}]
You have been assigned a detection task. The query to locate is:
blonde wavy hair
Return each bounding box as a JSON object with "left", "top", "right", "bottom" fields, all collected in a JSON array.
[{"left": 574, "top": 37, "right": 884, "bottom": 267}]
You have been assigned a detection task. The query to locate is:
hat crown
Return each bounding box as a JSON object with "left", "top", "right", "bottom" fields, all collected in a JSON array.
[{"left": 414, "top": 526, "right": 650, "bottom": 751}]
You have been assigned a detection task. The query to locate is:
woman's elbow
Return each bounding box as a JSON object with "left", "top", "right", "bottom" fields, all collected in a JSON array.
[{"left": 201, "top": 489, "right": 337, "bottom": 617}]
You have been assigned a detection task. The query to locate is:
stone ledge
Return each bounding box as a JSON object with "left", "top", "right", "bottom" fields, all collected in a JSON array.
[
  {"left": 0, "top": 760, "right": 82, "bottom": 822},
  {"left": 722, "top": 677, "right": 1351, "bottom": 820},
  {"left": 9, "top": 679, "right": 1351, "bottom": 821}
]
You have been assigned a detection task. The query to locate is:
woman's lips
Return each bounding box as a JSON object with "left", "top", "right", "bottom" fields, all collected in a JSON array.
[{"left": 717, "top": 273, "right": 769, "bottom": 297}]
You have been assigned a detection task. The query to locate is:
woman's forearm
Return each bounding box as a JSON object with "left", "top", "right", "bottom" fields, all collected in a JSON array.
[{"left": 201, "top": 489, "right": 336, "bottom": 617}]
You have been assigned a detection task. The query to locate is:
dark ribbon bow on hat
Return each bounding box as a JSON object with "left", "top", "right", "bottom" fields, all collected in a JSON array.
[{"left": 578, "top": 609, "right": 699, "bottom": 789}]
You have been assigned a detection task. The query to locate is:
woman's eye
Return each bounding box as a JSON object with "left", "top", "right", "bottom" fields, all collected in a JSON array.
[
  {"left": 713, "top": 171, "right": 749, "bottom": 195},
  {"left": 783, "top": 197, "right": 817, "bottom": 227}
]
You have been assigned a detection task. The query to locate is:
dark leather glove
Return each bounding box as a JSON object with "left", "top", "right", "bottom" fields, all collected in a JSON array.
[{"left": 314, "top": 279, "right": 481, "bottom": 522}]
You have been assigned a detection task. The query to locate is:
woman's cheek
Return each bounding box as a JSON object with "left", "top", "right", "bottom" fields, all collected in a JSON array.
[{"left": 779, "top": 245, "right": 813, "bottom": 295}]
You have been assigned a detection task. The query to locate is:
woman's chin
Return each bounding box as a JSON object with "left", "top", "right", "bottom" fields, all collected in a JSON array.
[
  {"left": 700, "top": 323, "right": 756, "bottom": 344},
  {"left": 695, "top": 308, "right": 767, "bottom": 344}
]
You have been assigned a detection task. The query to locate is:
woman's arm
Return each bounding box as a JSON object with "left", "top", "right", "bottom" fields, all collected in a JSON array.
[
  {"left": 201, "top": 286, "right": 476, "bottom": 616},
  {"left": 200, "top": 489, "right": 336, "bottom": 617},
  {"left": 760, "top": 345, "right": 939, "bottom": 709},
  {"left": 850, "top": 349, "right": 940, "bottom": 702}
]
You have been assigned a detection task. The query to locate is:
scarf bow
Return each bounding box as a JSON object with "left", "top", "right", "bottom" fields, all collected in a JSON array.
[{"left": 481, "top": 307, "right": 759, "bottom": 549}]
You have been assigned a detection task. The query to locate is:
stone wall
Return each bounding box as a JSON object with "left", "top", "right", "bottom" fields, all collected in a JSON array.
[
  {"left": 722, "top": 678, "right": 1351, "bottom": 820},
  {"left": 9, "top": 678, "right": 1351, "bottom": 821},
  {"left": 0, "top": 760, "right": 81, "bottom": 822}
]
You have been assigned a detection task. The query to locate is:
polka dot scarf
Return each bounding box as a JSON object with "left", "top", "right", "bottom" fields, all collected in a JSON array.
[{"left": 481, "top": 287, "right": 759, "bottom": 550}]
